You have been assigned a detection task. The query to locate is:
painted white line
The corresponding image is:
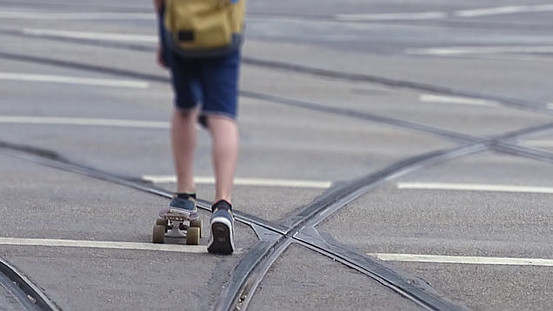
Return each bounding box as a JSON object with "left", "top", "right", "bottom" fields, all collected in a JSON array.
[
  {"left": 419, "top": 94, "right": 499, "bottom": 108},
  {"left": 0, "top": 11, "right": 153, "bottom": 20},
  {"left": 0, "top": 237, "right": 206, "bottom": 253},
  {"left": 521, "top": 140, "right": 553, "bottom": 148},
  {"left": 369, "top": 253, "right": 553, "bottom": 267},
  {"left": 455, "top": 5, "right": 553, "bottom": 18},
  {"left": 335, "top": 12, "right": 447, "bottom": 22},
  {"left": 397, "top": 182, "right": 553, "bottom": 194},
  {"left": 0, "top": 116, "right": 169, "bottom": 129},
  {"left": 23, "top": 28, "right": 157, "bottom": 43},
  {"left": 0, "top": 72, "right": 149, "bottom": 88},
  {"left": 143, "top": 175, "right": 332, "bottom": 189},
  {"left": 407, "top": 46, "right": 553, "bottom": 56}
]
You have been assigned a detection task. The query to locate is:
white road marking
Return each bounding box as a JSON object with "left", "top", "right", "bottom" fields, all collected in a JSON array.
[
  {"left": 334, "top": 12, "right": 447, "bottom": 22},
  {"left": 407, "top": 46, "right": 553, "bottom": 56},
  {"left": 143, "top": 175, "right": 332, "bottom": 189},
  {"left": 369, "top": 253, "right": 553, "bottom": 267},
  {"left": 0, "top": 72, "right": 149, "bottom": 88},
  {"left": 455, "top": 5, "right": 553, "bottom": 18},
  {"left": 0, "top": 11, "right": 153, "bottom": 20},
  {"left": 0, "top": 237, "right": 206, "bottom": 253},
  {"left": 521, "top": 140, "right": 553, "bottom": 148},
  {"left": 419, "top": 94, "right": 500, "bottom": 107},
  {"left": 397, "top": 182, "right": 553, "bottom": 194},
  {"left": 22, "top": 28, "right": 157, "bottom": 43},
  {"left": 0, "top": 116, "right": 169, "bottom": 129}
]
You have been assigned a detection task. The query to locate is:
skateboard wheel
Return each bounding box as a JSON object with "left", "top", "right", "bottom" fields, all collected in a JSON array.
[
  {"left": 152, "top": 225, "right": 165, "bottom": 244},
  {"left": 186, "top": 227, "right": 200, "bottom": 245},
  {"left": 190, "top": 219, "right": 202, "bottom": 238},
  {"left": 156, "top": 218, "right": 168, "bottom": 232},
  {"left": 156, "top": 218, "right": 167, "bottom": 226}
]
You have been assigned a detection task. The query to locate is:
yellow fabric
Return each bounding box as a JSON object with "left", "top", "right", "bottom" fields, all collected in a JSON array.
[{"left": 164, "top": 0, "right": 246, "bottom": 50}]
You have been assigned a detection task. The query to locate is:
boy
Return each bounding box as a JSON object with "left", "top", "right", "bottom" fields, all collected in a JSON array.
[{"left": 154, "top": 0, "right": 241, "bottom": 254}]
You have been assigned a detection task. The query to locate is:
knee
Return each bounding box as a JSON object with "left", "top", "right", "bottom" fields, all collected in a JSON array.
[
  {"left": 206, "top": 115, "right": 237, "bottom": 127},
  {"left": 175, "top": 108, "right": 198, "bottom": 120}
]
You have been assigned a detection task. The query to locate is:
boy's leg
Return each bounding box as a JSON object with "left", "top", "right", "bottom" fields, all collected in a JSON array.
[
  {"left": 172, "top": 108, "right": 199, "bottom": 194},
  {"left": 200, "top": 50, "right": 240, "bottom": 254},
  {"left": 159, "top": 108, "right": 200, "bottom": 217},
  {"left": 165, "top": 48, "right": 202, "bottom": 199},
  {"left": 207, "top": 115, "right": 239, "bottom": 203},
  {"left": 206, "top": 115, "right": 238, "bottom": 255}
]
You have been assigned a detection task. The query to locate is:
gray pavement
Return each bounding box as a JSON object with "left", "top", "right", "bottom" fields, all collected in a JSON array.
[{"left": 1, "top": 0, "right": 553, "bottom": 310}]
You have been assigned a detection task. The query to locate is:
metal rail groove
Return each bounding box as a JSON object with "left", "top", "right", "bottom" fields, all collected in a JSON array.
[
  {"left": 0, "top": 259, "right": 60, "bottom": 311},
  {"left": 217, "top": 123, "right": 553, "bottom": 311},
  {"left": 217, "top": 144, "right": 485, "bottom": 311},
  {"left": 293, "top": 239, "right": 456, "bottom": 311}
]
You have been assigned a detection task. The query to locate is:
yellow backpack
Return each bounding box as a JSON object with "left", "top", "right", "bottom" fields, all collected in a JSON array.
[{"left": 164, "top": 0, "right": 246, "bottom": 57}]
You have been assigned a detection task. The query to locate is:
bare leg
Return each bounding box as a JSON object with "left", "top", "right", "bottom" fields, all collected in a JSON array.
[
  {"left": 172, "top": 108, "right": 199, "bottom": 194},
  {"left": 207, "top": 115, "right": 239, "bottom": 203}
]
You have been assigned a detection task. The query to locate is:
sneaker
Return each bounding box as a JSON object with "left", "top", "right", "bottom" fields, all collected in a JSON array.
[
  {"left": 207, "top": 200, "right": 235, "bottom": 254},
  {"left": 159, "top": 194, "right": 198, "bottom": 217}
]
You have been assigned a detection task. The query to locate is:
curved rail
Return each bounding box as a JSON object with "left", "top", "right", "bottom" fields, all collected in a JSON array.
[
  {"left": 214, "top": 144, "right": 485, "bottom": 311},
  {"left": 0, "top": 259, "right": 60, "bottom": 311}
]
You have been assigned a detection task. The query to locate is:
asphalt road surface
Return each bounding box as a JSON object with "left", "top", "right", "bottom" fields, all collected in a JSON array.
[{"left": 1, "top": 0, "right": 553, "bottom": 310}]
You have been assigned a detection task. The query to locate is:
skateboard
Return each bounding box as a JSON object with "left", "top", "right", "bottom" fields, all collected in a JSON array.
[{"left": 152, "top": 213, "right": 203, "bottom": 245}]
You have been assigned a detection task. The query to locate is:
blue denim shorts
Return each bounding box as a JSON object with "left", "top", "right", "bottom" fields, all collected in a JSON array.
[
  {"left": 166, "top": 49, "right": 240, "bottom": 125},
  {"left": 158, "top": 10, "right": 241, "bottom": 126}
]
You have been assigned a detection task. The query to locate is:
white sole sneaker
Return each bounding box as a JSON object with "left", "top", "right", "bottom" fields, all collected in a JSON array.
[{"left": 207, "top": 215, "right": 235, "bottom": 254}]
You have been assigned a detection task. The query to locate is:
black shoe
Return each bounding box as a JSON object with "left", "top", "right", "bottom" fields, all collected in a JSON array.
[{"left": 207, "top": 200, "right": 235, "bottom": 254}]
